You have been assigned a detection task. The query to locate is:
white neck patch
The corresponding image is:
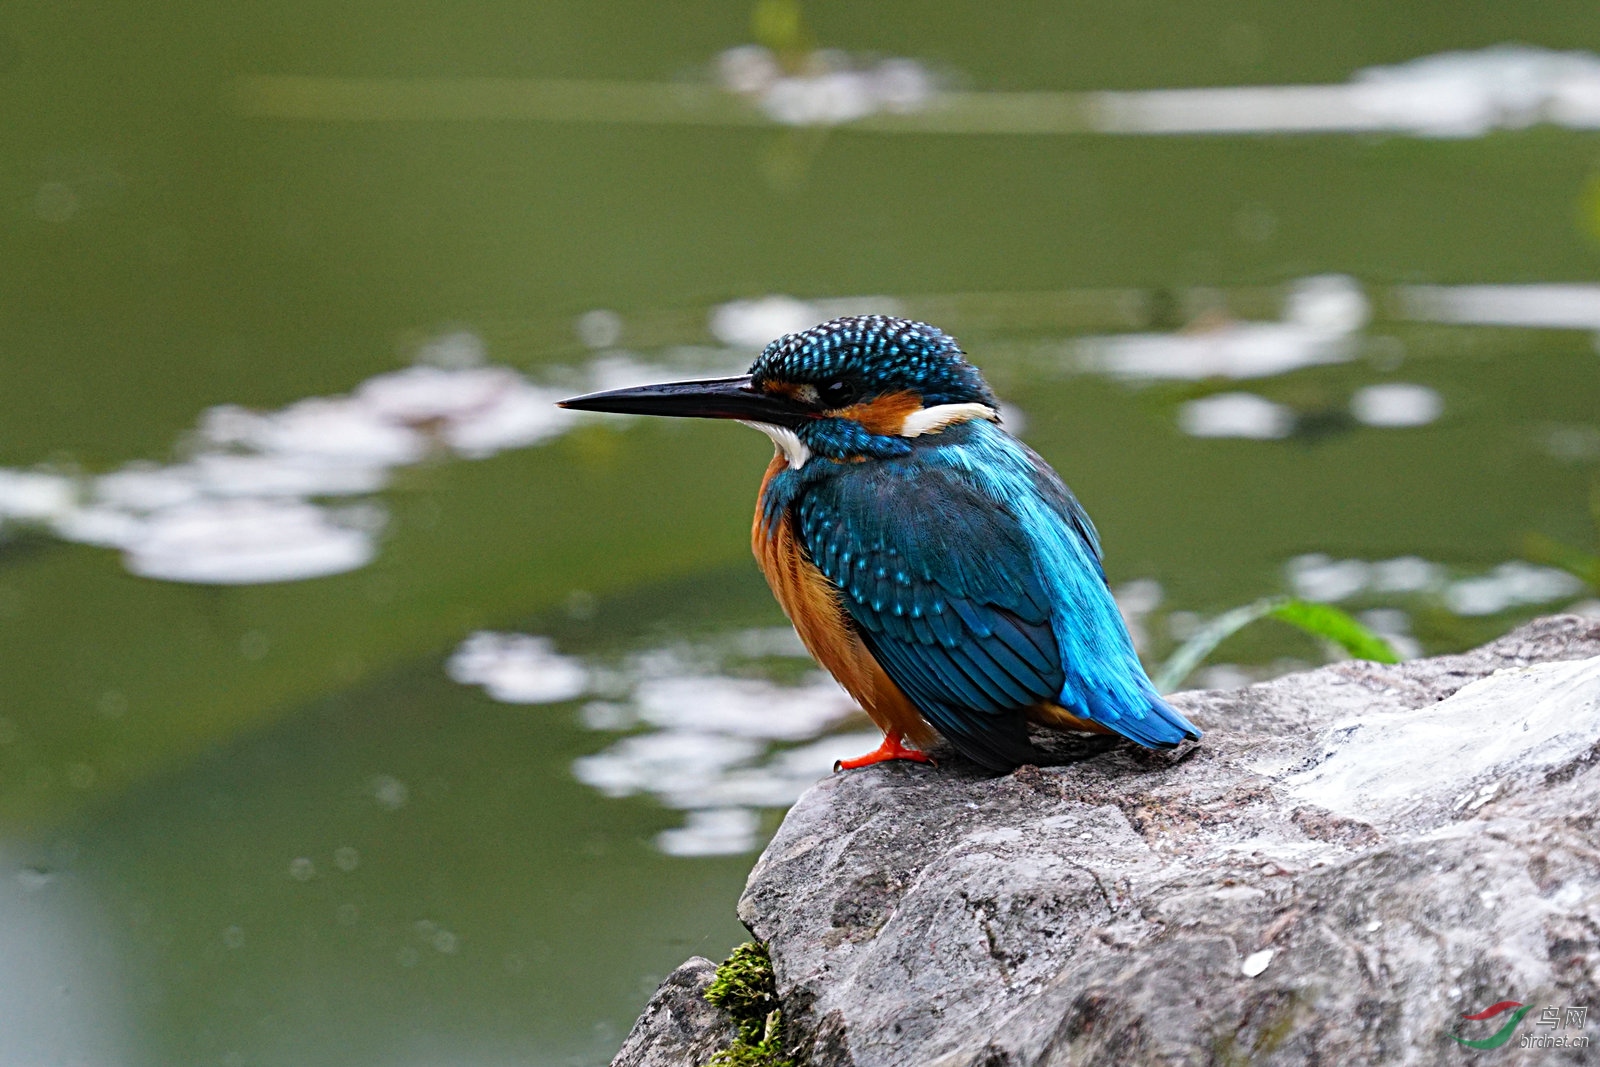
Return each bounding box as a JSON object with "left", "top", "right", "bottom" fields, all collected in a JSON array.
[
  {"left": 899, "top": 402, "right": 1000, "bottom": 438},
  {"left": 740, "top": 403, "right": 998, "bottom": 467},
  {"left": 740, "top": 421, "right": 812, "bottom": 469}
]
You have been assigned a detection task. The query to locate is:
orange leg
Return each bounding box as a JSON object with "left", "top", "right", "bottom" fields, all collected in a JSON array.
[{"left": 834, "top": 732, "right": 936, "bottom": 772}]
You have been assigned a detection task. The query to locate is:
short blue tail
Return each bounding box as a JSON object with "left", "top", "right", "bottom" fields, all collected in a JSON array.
[{"left": 1082, "top": 684, "right": 1201, "bottom": 748}]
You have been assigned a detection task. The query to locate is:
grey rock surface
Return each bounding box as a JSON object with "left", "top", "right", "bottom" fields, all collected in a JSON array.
[
  {"left": 611, "top": 956, "right": 737, "bottom": 1067},
  {"left": 618, "top": 615, "right": 1600, "bottom": 1066}
]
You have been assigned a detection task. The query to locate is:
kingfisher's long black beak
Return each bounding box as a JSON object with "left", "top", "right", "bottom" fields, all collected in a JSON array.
[{"left": 558, "top": 375, "right": 812, "bottom": 429}]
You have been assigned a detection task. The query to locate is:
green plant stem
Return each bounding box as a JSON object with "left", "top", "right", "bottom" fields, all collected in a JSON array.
[{"left": 1154, "top": 596, "right": 1399, "bottom": 694}]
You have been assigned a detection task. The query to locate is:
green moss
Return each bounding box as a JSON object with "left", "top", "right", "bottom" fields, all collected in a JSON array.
[{"left": 705, "top": 942, "right": 797, "bottom": 1067}]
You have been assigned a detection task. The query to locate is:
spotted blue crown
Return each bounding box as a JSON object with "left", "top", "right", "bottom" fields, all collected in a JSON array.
[{"left": 750, "top": 316, "right": 997, "bottom": 407}]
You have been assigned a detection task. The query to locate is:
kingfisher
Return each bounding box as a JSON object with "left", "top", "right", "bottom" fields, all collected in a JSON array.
[{"left": 560, "top": 316, "right": 1200, "bottom": 771}]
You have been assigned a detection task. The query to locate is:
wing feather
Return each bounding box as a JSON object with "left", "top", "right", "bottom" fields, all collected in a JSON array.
[{"left": 795, "top": 461, "right": 1065, "bottom": 769}]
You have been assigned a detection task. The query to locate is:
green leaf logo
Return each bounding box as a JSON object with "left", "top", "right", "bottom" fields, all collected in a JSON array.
[{"left": 1450, "top": 1002, "right": 1534, "bottom": 1050}]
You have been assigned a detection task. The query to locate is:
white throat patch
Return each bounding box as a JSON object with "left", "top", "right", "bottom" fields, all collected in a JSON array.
[
  {"left": 899, "top": 402, "right": 1000, "bottom": 438},
  {"left": 740, "top": 421, "right": 812, "bottom": 469}
]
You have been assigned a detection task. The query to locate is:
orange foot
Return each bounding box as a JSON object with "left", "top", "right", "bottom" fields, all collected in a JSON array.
[{"left": 834, "top": 733, "right": 936, "bottom": 772}]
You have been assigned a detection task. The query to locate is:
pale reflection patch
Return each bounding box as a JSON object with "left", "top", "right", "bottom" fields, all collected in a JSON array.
[
  {"left": 123, "top": 500, "right": 379, "bottom": 585},
  {"left": 0, "top": 470, "right": 76, "bottom": 523},
  {"left": 1095, "top": 45, "right": 1600, "bottom": 138},
  {"left": 1113, "top": 578, "right": 1163, "bottom": 656},
  {"left": 708, "top": 294, "right": 905, "bottom": 350},
  {"left": 0, "top": 334, "right": 732, "bottom": 585},
  {"left": 237, "top": 45, "right": 1600, "bottom": 140},
  {"left": 1077, "top": 275, "right": 1369, "bottom": 382},
  {"left": 1286, "top": 552, "right": 1584, "bottom": 619},
  {"left": 1399, "top": 284, "right": 1600, "bottom": 330},
  {"left": 447, "top": 632, "right": 590, "bottom": 704},
  {"left": 715, "top": 46, "right": 934, "bottom": 127},
  {"left": 1350, "top": 383, "right": 1443, "bottom": 428},
  {"left": 1445, "top": 562, "right": 1587, "bottom": 617},
  {"left": 446, "top": 626, "right": 872, "bottom": 856},
  {"left": 1178, "top": 393, "right": 1294, "bottom": 440}
]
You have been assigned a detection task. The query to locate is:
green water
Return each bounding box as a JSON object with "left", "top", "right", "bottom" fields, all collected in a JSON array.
[{"left": 3, "top": 3, "right": 1600, "bottom": 1064}]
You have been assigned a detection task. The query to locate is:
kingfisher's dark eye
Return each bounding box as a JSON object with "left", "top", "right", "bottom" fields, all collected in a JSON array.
[{"left": 818, "top": 379, "right": 856, "bottom": 407}]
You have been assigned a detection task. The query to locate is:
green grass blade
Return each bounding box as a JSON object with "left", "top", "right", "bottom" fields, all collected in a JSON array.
[
  {"left": 1267, "top": 599, "right": 1400, "bottom": 664},
  {"left": 1153, "top": 597, "right": 1283, "bottom": 693},
  {"left": 1154, "top": 596, "right": 1399, "bottom": 693}
]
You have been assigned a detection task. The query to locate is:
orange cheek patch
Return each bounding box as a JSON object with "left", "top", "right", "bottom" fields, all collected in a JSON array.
[{"left": 835, "top": 391, "right": 923, "bottom": 435}]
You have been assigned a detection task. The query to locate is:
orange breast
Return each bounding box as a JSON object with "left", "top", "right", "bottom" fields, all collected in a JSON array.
[{"left": 751, "top": 454, "right": 934, "bottom": 748}]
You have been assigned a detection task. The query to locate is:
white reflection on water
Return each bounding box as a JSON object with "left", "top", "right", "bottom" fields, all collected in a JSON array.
[
  {"left": 239, "top": 44, "right": 1600, "bottom": 142},
  {"left": 1286, "top": 552, "right": 1584, "bottom": 618},
  {"left": 0, "top": 335, "right": 738, "bottom": 585},
  {"left": 201, "top": 397, "right": 428, "bottom": 467},
  {"left": 454, "top": 588, "right": 1171, "bottom": 857},
  {"left": 1178, "top": 393, "right": 1295, "bottom": 440},
  {"left": 1350, "top": 383, "right": 1443, "bottom": 428},
  {"left": 1112, "top": 578, "right": 1162, "bottom": 656},
  {"left": 0, "top": 470, "right": 77, "bottom": 523},
  {"left": 1288, "top": 554, "right": 1430, "bottom": 603},
  {"left": 708, "top": 294, "right": 906, "bottom": 350},
  {"left": 1541, "top": 424, "right": 1600, "bottom": 463},
  {"left": 447, "top": 632, "right": 589, "bottom": 704},
  {"left": 570, "top": 632, "right": 871, "bottom": 856},
  {"left": 1444, "top": 562, "right": 1587, "bottom": 617},
  {"left": 123, "top": 499, "right": 379, "bottom": 585},
  {"left": 1076, "top": 275, "right": 1369, "bottom": 382},
  {"left": 1399, "top": 283, "right": 1600, "bottom": 330},
  {"left": 709, "top": 295, "right": 821, "bottom": 349},
  {"left": 716, "top": 46, "right": 933, "bottom": 127},
  {"left": 447, "top": 625, "right": 874, "bottom": 856},
  {"left": 656, "top": 808, "right": 763, "bottom": 859},
  {"left": 1095, "top": 45, "right": 1600, "bottom": 138}
]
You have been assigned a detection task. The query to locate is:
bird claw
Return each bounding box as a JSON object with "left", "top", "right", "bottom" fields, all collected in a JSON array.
[{"left": 834, "top": 734, "right": 936, "bottom": 772}]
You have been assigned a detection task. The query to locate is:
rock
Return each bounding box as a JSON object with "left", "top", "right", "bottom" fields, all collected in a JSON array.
[
  {"left": 611, "top": 956, "right": 738, "bottom": 1067},
  {"left": 619, "top": 615, "right": 1600, "bottom": 1066}
]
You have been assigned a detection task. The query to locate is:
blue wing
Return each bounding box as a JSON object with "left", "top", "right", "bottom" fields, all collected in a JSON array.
[{"left": 792, "top": 425, "right": 1198, "bottom": 770}]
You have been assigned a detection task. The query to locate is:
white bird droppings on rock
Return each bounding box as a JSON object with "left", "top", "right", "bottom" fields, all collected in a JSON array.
[{"left": 1241, "top": 949, "right": 1275, "bottom": 977}]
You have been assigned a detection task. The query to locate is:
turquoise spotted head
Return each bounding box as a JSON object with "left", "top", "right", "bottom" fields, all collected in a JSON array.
[{"left": 558, "top": 315, "right": 1001, "bottom": 464}]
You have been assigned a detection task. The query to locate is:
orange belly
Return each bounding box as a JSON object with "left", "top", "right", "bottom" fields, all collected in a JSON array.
[
  {"left": 1026, "top": 702, "right": 1113, "bottom": 735},
  {"left": 751, "top": 455, "right": 935, "bottom": 748}
]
